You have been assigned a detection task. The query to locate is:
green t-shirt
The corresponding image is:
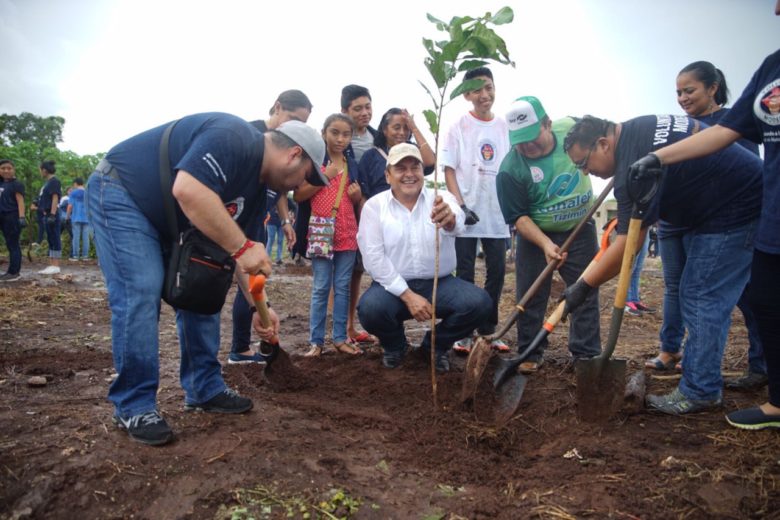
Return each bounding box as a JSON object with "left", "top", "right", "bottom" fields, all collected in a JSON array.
[{"left": 496, "top": 117, "right": 593, "bottom": 233}]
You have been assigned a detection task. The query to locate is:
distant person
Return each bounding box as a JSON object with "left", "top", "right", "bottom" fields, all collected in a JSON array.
[
  {"left": 264, "top": 192, "right": 284, "bottom": 265},
  {"left": 624, "top": 234, "right": 655, "bottom": 317},
  {"left": 357, "top": 143, "right": 492, "bottom": 373},
  {"left": 296, "top": 114, "right": 363, "bottom": 356},
  {"left": 0, "top": 159, "right": 26, "bottom": 282},
  {"left": 563, "top": 114, "right": 762, "bottom": 415},
  {"left": 30, "top": 196, "right": 44, "bottom": 246},
  {"left": 442, "top": 67, "right": 511, "bottom": 354},
  {"left": 67, "top": 178, "right": 91, "bottom": 261},
  {"left": 38, "top": 160, "right": 61, "bottom": 275},
  {"left": 88, "top": 113, "right": 327, "bottom": 445},
  {"left": 228, "top": 90, "right": 312, "bottom": 365},
  {"left": 496, "top": 97, "right": 601, "bottom": 372}
]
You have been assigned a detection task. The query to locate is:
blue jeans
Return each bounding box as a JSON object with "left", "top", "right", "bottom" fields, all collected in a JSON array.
[
  {"left": 309, "top": 250, "right": 356, "bottom": 345},
  {"left": 659, "top": 230, "right": 765, "bottom": 374},
  {"left": 674, "top": 221, "right": 756, "bottom": 401},
  {"left": 87, "top": 169, "right": 227, "bottom": 417},
  {"left": 266, "top": 224, "right": 284, "bottom": 262},
  {"left": 1, "top": 213, "right": 22, "bottom": 274},
  {"left": 455, "top": 237, "right": 506, "bottom": 335},
  {"left": 357, "top": 275, "right": 492, "bottom": 357},
  {"left": 44, "top": 216, "right": 61, "bottom": 258},
  {"left": 71, "top": 221, "right": 92, "bottom": 258},
  {"left": 627, "top": 234, "right": 649, "bottom": 303}
]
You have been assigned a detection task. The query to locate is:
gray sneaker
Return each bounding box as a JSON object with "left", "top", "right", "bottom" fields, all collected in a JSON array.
[
  {"left": 646, "top": 388, "right": 721, "bottom": 415},
  {"left": 0, "top": 273, "right": 21, "bottom": 282}
]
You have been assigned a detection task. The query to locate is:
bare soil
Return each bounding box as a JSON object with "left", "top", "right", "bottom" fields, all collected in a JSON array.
[{"left": 1, "top": 256, "right": 778, "bottom": 519}]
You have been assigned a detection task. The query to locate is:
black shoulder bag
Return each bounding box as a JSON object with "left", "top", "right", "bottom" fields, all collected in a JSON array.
[{"left": 159, "top": 121, "right": 236, "bottom": 314}]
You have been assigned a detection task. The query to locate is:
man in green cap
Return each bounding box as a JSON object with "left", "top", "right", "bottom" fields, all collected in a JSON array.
[{"left": 496, "top": 97, "right": 601, "bottom": 372}]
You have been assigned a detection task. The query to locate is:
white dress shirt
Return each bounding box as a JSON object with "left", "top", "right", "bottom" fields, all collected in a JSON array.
[{"left": 358, "top": 187, "right": 465, "bottom": 297}]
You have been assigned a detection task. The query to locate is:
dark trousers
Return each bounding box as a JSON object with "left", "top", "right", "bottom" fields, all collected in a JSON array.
[
  {"left": 515, "top": 220, "right": 601, "bottom": 360},
  {"left": 44, "top": 217, "right": 61, "bottom": 254},
  {"left": 358, "top": 276, "right": 492, "bottom": 355},
  {"left": 454, "top": 237, "right": 506, "bottom": 335},
  {"left": 1, "top": 213, "right": 22, "bottom": 274},
  {"left": 749, "top": 250, "right": 780, "bottom": 406}
]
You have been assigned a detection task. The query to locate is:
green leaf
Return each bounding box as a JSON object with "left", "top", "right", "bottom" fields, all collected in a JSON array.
[
  {"left": 449, "top": 78, "right": 486, "bottom": 100},
  {"left": 457, "top": 59, "right": 488, "bottom": 72},
  {"left": 426, "top": 13, "right": 447, "bottom": 26},
  {"left": 422, "top": 38, "right": 436, "bottom": 58},
  {"left": 440, "top": 40, "right": 462, "bottom": 62},
  {"left": 490, "top": 6, "right": 514, "bottom": 25},
  {"left": 423, "top": 110, "right": 439, "bottom": 135},
  {"left": 425, "top": 57, "right": 447, "bottom": 88}
]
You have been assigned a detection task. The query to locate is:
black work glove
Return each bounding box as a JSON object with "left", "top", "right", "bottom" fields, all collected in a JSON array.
[
  {"left": 18, "top": 217, "right": 27, "bottom": 228},
  {"left": 560, "top": 279, "right": 595, "bottom": 320},
  {"left": 46, "top": 214, "right": 56, "bottom": 225},
  {"left": 460, "top": 204, "right": 480, "bottom": 226},
  {"left": 627, "top": 153, "right": 662, "bottom": 206}
]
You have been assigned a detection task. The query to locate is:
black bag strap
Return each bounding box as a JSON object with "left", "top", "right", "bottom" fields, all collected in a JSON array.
[{"left": 159, "top": 120, "right": 180, "bottom": 240}]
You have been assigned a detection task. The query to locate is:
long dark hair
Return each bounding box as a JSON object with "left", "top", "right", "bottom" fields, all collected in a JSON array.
[
  {"left": 679, "top": 61, "right": 730, "bottom": 106},
  {"left": 373, "top": 108, "right": 406, "bottom": 149}
]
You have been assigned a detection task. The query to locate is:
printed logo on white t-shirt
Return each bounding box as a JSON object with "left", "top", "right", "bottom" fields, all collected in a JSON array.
[{"left": 478, "top": 140, "right": 498, "bottom": 164}]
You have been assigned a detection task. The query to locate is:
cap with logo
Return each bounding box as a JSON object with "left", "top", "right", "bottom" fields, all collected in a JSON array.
[
  {"left": 506, "top": 96, "right": 547, "bottom": 146},
  {"left": 276, "top": 120, "right": 329, "bottom": 186},
  {"left": 386, "top": 142, "right": 423, "bottom": 166}
]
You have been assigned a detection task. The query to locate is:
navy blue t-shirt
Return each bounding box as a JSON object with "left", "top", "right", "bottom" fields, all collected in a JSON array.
[
  {"left": 40, "top": 176, "right": 61, "bottom": 217},
  {"left": 614, "top": 115, "right": 762, "bottom": 235},
  {"left": 656, "top": 108, "right": 761, "bottom": 239},
  {"left": 0, "top": 178, "right": 25, "bottom": 214},
  {"left": 106, "top": 112, "right": 267, "bottom": 239},
  {"left": 720, "top": 49, "right": 780, "bottom": 254}
]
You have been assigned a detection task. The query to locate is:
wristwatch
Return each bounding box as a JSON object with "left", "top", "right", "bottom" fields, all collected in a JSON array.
[{"left": 281, "top": 218, "right": 292, "bottom": 226}]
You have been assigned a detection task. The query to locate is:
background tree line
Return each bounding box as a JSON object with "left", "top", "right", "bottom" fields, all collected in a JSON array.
[{"left": 0, "top": 113, "right": 102, "bottom": 245}]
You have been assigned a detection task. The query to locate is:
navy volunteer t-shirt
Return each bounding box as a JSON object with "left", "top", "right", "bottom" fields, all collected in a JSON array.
[
  {"left": 106, "top": 112, "right": 267, "bottom": 239},
  {"left": 0, "top": 178, "right": 25, "bottom": 214},
  {"left": 613, "top": 115, "right": 762, "bottom": 235},
  {"left": 720, "top": 49, "right": 780, "bottom": 254}
]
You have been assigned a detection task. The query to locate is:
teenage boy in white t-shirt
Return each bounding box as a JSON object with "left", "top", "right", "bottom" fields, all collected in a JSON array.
[{"left": 441, "top": 67, "right": 511, "bottom": 353}]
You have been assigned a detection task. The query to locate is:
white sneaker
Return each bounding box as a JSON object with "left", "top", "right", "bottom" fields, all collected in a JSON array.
[{"left": 38, "top": 266, "right": 61, "bottom": 275}]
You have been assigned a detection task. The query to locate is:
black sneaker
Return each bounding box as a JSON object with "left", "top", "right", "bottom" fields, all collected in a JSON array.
[
  {"left": 724, "top": 371, "right": 768, "bottom": 391},
  {"left": 0, "top": 273, "right": 21, "bottom": 282},
  {"left": 435, "top": 352, "right": 450, "bottom": 373},
  {"left": 184, "top": 388, "right": 253, "bottom": 414},
  {"left": 726, "top": 406, "right": 780, "bottom": 430},
  {"left": 113, "top": 410, "right": 174, "bottom": 446}
]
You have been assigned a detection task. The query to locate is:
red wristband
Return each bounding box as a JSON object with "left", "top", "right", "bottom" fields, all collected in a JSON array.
[{"left": 231, "top": 239, "right": 254, "bottom": 259}]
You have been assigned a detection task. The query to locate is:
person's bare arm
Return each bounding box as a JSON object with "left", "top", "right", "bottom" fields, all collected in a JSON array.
[
  {"left": 514, "top": 216, "right": 564, "bottom": 264},
  {"left": 443, "top": 166, "right": 464, "bottom": 205},
  {"left": 172, "top": 170, "right": 271, "bottom": 275},
  {"left": 654, "top": 124, "right": 741, "bottom": 165}
]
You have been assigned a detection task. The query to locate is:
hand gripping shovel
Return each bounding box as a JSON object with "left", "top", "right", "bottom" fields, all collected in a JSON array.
[
  {"left": 248, "top": 274, "right": 297, "bottom": 385},
  {"left": 493, "top": 218, "right": 617, "bottom": 394},
  {"left": 575, "top": 167, "right": 660, "bottom": 422},
  {"left": 460, "top": 177, "right": 615, "bottom": 405}
]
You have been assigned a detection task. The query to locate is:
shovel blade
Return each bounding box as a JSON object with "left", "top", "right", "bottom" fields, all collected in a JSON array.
[
  {"left": 575, "top": 357, "right": 627, "bottom": 422},
  {"left": 261, "top": 343, "right": 299, "bottom": 388},
  {"left": 460, "top": 337, "right": 493, "bottom": 404},
  {"left": 494, "top": 373, "right": 528, "bottom": 427}
]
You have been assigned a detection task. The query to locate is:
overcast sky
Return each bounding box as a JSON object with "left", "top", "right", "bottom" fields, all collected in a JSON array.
[{"left": 1, "top": 0, "right": 777, "bottom": 182}]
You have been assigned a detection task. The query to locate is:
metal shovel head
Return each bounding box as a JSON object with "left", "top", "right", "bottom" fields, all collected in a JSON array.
[
  {"left": 575, "top": 356, "right": 627, "bottom": 422},
  {"left": 260, "top": 341, "right": 299, "bottom": 388},
  {"left": 494, "top": 372, "right": 528, "bottom": 428},
  {"left": 460, "top": 337, "right": 493, "bottom": 404}
]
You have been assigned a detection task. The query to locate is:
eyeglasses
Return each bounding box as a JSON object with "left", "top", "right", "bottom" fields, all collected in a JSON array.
[{"left": 573, "top": 141, "right": 597, "bottom": 171}]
